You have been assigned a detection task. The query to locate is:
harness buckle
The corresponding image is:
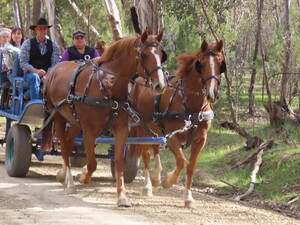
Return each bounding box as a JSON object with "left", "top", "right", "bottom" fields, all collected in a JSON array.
[
  {"left": 198, "top": 112, "right": 203, "bottom": 122},
  {"left": 111, "top": 101, "right": 119, "bottom": 110},
  {"left": 67, "top": 94, "right": 73, "bottom": 103},
  {"left": 132, "top": 114, "right": 140, "bottom": 123},
  {"left": 84, "top": 55, "right": 91, "bottom": 61}
]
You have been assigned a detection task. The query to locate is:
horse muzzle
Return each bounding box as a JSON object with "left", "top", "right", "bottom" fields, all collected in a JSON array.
[
  {"left": 207, "top": 90, "right": 219, "bottom": 104},
  {"left": 153, "top": 81, "right": 166, "bottom": 95}
]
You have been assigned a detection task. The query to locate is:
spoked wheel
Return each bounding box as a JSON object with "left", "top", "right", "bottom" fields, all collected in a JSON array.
[
  {"left": 110, "top": 145, "right": 140, "bottom": 183},
  {"left": 5, "top": 124, "right": 32, "bottom": 177}
]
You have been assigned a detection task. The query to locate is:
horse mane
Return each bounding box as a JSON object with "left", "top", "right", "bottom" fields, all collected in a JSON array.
[
  {"left": 94, "top": 36, "right": 140, "bottom": 64},
  {"left": 175, "top": 50, "right": 202, "bottom": 77},
  {"left": 175, "top": 44, "right": 217, "bottom": 77}
]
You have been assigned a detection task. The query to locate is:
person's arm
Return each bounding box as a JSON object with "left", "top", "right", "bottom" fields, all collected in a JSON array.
[
  {"left": 3, "top": 43, "right": 21, "bottom": 55},
  {"left": 60, "top": 49, "right": 69, "bottom": 62},
  {"left": 50, "top": 42, "right": 60, "bottom": 69}
]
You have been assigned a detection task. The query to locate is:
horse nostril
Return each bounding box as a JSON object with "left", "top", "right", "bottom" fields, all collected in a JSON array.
[{"left": 154, "top": 83, "right": 165, "bottom": 94}]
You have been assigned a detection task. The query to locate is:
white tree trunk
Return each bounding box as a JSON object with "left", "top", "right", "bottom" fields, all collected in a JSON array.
[
  {"left": 45, "top": 0, "right": 65, "bottom": 54},
  {"left": 13, "top": 0, "right": 22, "bottom": 28},
  {"left": 68, "top": 0, "right": 100, "bottom": 37},
  {"left": 102, "top": 0, "right": 123, "bottom": 41}
]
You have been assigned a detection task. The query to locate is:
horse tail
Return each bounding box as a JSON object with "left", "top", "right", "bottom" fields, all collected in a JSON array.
[
  {"left": 130, "top": 6, "right": 142, "bottom": 35},
  {"left": 41, "top": 110, "right": 53, "bottom": 152}
]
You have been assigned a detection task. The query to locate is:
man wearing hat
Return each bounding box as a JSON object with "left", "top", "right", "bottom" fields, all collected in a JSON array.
[
  {"left": 61, "top": 30, "right": 99, "bottom": 61},
  {"left": 20, "top": 18, "right": 60, "bottom": 100}
]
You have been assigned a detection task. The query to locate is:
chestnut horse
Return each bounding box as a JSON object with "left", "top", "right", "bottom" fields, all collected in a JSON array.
[
  {"left": 129, "top": 40, "right": 226, "bottom": 208},
  {"left": 41, "top": 31, "right": 167, "bottom": 207}
]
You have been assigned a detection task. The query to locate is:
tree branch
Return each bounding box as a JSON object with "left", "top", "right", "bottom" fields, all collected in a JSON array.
[{"left": 234, "top": 149, "right": 264, "bottom": 201}]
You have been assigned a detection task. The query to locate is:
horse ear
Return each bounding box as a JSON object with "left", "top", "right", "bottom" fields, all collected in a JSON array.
[
  {"left": 141, "top": 30, "right": 148, "bottom": 43},
  {"left": 201, "top": 40, "right": 208, "bottom": 52},
  {"left": 216, "top": 40, "right": 223, "bottom": 52},
  {"left": 156, "top": 31, "right": 164, "bottom": 43},
  {"left": 195, "top": 60, "right": 202, "bottom": 74}
]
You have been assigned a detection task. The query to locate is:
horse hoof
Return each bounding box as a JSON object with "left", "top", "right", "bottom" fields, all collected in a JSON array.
[
  {"left": 56, "top": 170, "right": 66, "bottom": 183},
  {"left": 117, "top": 198, "right": 131, "bottom": 207},
  {"left": 184, "top": 200, "right": 196, "bottom": 209},
  {"left": 150, "top": 178, "right": 161, "bottom": 187},
  {"left": 161, "top": 177, "right": 173, "bottom": 189},
  {"left": 142, "top": 188, "right": 153, "bottom": 197},
  {"left": 75, "top": 173, "right": 91, "bottom": 184},
  {"left": 75, "top": 173, "right": 85, "bottom": 183},
  {"left": 66, "top": 186, "right": 77, "bottom": 195}
]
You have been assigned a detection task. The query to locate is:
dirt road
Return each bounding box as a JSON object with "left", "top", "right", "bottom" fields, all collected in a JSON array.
[{"left": 0, "top": 149, "right": 299, "bottom": 225}]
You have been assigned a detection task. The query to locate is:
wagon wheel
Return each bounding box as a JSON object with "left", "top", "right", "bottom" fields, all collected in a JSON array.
[
  {"left": 5, "top": 124, "right": 32, "bottom": 177},
  {"left": 110, "top": 145, "right": 140, "bottom": 183},
  {"left": 70, "top": 145, "right": 86, "bottom": 167}
]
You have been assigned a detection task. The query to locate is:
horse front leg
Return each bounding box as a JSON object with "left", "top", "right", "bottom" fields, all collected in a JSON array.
[
  {"left": 54, "top": 117, "right": 77, "bottom": 194},
  {"left": 113, "top": 124, "right": 131, "bottom": 207},
  {"left": 76, "top": 130, "right": 97, "bottom": 185},
  {"left": 184, "top": 134, "right": 207, "bottom": 208},
  {"left": 162, "top": 138, "right": 186, "bottom": 189},
  {"left": 150, "top": 145, "right": 162, "bottom": 187},
  {"left": 141, "top": 145, "right": 152, "bottom": 196}
]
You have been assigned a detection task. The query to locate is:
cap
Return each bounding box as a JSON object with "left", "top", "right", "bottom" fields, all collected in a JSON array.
[{"left": 72, "top": 30, "right": 86, "bottom": 39}]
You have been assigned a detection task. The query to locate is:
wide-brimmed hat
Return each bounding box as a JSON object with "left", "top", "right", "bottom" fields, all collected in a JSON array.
[
  {"left": 30, "top": 18, "right": 52, "bottom": 30},
  {"left": 72, "top": 30, "right": 86, "bottom": 39}
]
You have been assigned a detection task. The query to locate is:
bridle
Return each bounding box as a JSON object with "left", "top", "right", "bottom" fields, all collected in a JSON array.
[
  {"left": 137, "top": 42, "right": 167, "bottom": 85},
  {"left": 199, "top": 50, "right": 221, "bottom": 86}
]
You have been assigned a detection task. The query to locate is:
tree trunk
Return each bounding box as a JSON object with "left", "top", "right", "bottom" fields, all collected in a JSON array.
[
  {"left": 248, "top": 0, "right": 263, "bottom": 115},
  {"left": 140, "top": 0, "right": 154, "bottom": 33},
  {"left": 272, "top": 0, "right": 280, "bottom": 28},
  {"left": 45, "top": 0, "right": 65, "bottom": 54},
  {"left": 68, "top": 0, "right": 100, "bottom": 37},
  {"left": 13, "top": 0, "right": 22, "bottom": 28},
  {"left": 102, "top": 0, "right": 123, "bottom": 41},
  {"left": 24, "top": 0, "right": 31, "bottom": 38},
  {"left": 31, "top": 0, "right": 41, "bottom": 37},
  {"left": 265, "top": 0, "right": 299, "bottom": 125},
  {"left": 280, "top": 0, "right": 291, "bottom": 105}
]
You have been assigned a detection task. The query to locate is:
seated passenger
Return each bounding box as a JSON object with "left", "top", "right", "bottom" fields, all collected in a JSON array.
[
  {"left": 20, "top": 18, "right": 60, "bottom": 100},
  {"left": 94, "top": 40, "right": 108, "bottom": 56},
  {"left": 61, "top": 30, "right": 99, "bottom": 61},
  {"left": 3, "top": 27, "right": 25, "bottom": 84},
  {"left": 0, "top": 30, "right": 11, "bottom": 87}
]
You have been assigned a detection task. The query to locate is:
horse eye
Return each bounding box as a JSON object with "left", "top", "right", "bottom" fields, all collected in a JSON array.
[
  {"left": 141, "top": 52, "right": 148, "bottom": 58},
  {"left": 220, "top": 61, "right": 226, "bottom": 73}
]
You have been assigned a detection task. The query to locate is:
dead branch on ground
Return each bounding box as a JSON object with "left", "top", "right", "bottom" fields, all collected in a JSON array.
[
  {"left": 277, "top": 153, "right": 300, "bottom": 169},
  {"left": 234, "top": 149, "right": 264, "bottom": 201},
  {"left": 231, "top": 140, "right": 272, "bottom": 169}
]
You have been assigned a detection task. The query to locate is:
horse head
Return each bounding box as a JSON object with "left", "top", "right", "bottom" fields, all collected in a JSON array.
[
  {"left": 136, "top": 30, "right": 167, "bottom": 95},
  {"left": 195, "top": 40, "right": 226, "bottom": 104}
]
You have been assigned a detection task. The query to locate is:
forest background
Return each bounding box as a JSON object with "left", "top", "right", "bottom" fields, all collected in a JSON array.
[{"left": 1, "top": 0, "right": 300, "bottom": 219}]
